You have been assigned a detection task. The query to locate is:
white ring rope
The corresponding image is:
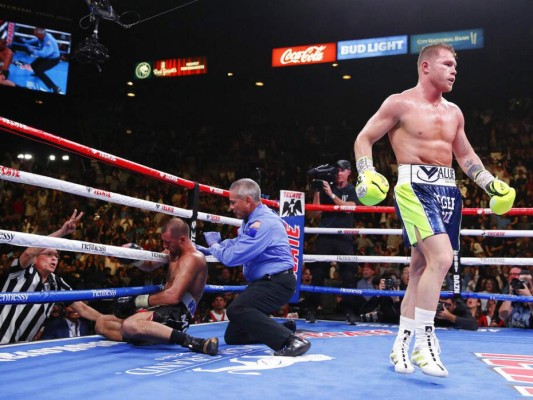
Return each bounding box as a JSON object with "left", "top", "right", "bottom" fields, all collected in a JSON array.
[
  {"left": 302, "top": 254, "right": 532, "bottom": 266},
  {"left": 0, "top": 230, "right": 168, "bottom": 263},
  {"left": 305, "top": 227, "right": 533, "bottom": 237},
  {"left": 0, "top": 166, "right": 530, "bottom": 271},
  {"left": 0, "top": 164, "right": 241, "bottom": 227}
]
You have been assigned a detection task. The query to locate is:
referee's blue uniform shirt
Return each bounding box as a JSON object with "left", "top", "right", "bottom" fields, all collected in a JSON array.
[{"left": 209, "top": 203, "right": 293, "bottom": 281}]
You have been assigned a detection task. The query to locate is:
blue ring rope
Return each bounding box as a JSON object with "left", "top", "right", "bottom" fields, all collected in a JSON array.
[{"left": 0, "top": 284, "right": 530, "bottom": 304}]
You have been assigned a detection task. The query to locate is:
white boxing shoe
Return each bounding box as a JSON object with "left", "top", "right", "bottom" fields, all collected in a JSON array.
[
  {"left": 411, "top": 326, "right": 448, "bottom": 378},
  {"left": 389, "top": 329, "right": 415, "bottom": 374}
]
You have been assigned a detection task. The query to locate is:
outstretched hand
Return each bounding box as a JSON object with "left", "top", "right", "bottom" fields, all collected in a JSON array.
[{"left": 59, "top": 209, "right": 84, "bottom": 236}]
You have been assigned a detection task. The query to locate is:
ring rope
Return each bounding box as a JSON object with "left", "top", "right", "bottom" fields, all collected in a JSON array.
[
  {"left": 0, "top": 116, "right": 280, "bottom": 208},
  {"left": 1, "top": 162, "right": 529, "bottom": 237},
  {"left": 0, "top": 284, "right": 248, "bottom": 305},
  {"left": 0, "top": 164, "right": 241, "bottom": 227},
  {"left": 302, "top": 254, "right": 532, "bottom": 266},
  {"left": 1, "top": 117, "right": 531, "bottom": 316},
  {"left": 1, "top": 284, "right": 530, "bottom": 305},
  {"left": 1, "top": 117, "right": 532, "bottom": 216},
  {"left": 298, "top": 286, "right": 533, "bottom": 303},
  {"left": 305, "top": 227, "right": 533, "bottom": 237},
  {"left": 0, "top": 230, "right": 169, "bottom": 263},
  {"left": 305, "top": 203, "right": 533, "bottom": 215},
  {"left": 1, "top": 229, "right": 527, "bottom": 269}
]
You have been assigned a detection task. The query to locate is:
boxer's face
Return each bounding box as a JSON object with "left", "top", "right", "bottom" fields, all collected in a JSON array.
[{"left": 161, "top": 231, "right": 182, "bottom": 257}]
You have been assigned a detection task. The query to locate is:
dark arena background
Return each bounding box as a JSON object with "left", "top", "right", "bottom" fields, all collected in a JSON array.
[{"left": 0, "top": 1, "right": 532, "bottom": 399}]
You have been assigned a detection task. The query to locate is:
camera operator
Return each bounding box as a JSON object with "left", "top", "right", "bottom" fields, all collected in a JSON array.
[
  {"left": 498, "top": 271, "right": 533, "bottom": 329},
  {"left": 434, "top": 297, "right": 478, "bottom": 331},
  {"left": 308, "top": 160, "right": 358, "bottom": 289},
  {"left": 359, "top": 272, "right": 401, "bottom": 324}
]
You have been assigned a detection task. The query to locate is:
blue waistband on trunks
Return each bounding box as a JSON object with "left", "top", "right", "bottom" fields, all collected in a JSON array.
[
  {"left": 181, "top": 291, "right": 197, "bottom": 316},
  {"left": 398, "top": 164, "right": 456, "bottom": 187}
]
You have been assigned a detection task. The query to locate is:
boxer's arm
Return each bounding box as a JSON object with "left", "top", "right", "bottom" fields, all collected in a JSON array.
[{"left": 142, "top": 252, "right": 203, "bottom": 307}]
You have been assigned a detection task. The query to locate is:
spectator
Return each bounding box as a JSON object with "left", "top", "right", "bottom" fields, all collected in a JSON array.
[
  {"left": 40, "top": 305, "right": 93, "bottom": 339},
  {"left": 434, "top": 297, "right": 478, "bottom": 331},
  {"left": 477, "top": 299, "right": 505, "bottom": 327},
  {"left": 359, "top": 273, "right": 401, "bottom": 324},
  {"left": 203, "top": 294, "right": 229, "bottom": 322},
  {"left": 498, "top": 271, "right": 533, "bottom": 328}
]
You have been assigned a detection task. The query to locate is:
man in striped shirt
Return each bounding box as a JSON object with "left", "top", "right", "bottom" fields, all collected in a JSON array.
[{"left": 0, "top": 210, "right": 102, "bottom": 344}]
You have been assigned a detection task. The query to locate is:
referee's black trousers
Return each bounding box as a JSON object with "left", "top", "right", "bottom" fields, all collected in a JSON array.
[{"left": 224, "top": 271, "right": 296, "bottom": 351}]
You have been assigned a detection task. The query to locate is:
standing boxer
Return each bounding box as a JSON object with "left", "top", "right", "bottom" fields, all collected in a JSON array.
[{"left": 354, "top": 43, "right": 516, "bottom": 377}]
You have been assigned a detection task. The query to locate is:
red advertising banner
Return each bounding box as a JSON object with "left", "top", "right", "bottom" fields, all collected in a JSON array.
[
  {"left": 152, "top": 57, "right": 207, "bottom": 78},
  {"left": 272, "top": 43, "right": 336, "bottom": 67}
]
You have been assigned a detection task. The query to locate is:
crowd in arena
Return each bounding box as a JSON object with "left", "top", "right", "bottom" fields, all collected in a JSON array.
[{"left": 0, "top": 96, "right": 532, "bottom": 340}]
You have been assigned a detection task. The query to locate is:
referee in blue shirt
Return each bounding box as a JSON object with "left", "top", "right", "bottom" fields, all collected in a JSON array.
[
  {"left": 23, "top": 27, "right": 62, "bottom": 93},
  {"left": 199, "top": 178, "right": 311, "bottom": 357}
]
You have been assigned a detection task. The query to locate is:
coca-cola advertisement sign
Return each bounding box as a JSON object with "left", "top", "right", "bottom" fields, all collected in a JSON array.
[{"left": 272, "top": 43, "right": 336, "bottom": 67}]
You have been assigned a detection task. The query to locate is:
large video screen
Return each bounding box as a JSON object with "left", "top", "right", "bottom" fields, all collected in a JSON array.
[{"left": 1, "top": 20, "right": 72, "bottom": 95}]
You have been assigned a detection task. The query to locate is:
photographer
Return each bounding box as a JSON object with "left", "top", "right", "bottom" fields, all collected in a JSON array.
[
  {"left": 359, "top": 272, "right": 401, "bottom": 324},
  {"left": 308, "top": 160, "right": 358, "bottom": 289},
  {"left": 434, "top": 297, "right": 478, "bottom": 331},
  {"left": 498, "top": 270, "right": 533, "bottom": 329}
]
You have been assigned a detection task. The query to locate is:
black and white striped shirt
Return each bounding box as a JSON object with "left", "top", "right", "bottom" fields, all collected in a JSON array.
[{"left": 0, "top": 258, "right": 72, "bottom": 344}]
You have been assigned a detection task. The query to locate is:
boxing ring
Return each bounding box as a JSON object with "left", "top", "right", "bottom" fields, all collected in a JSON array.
[{"left": 1, "top": 117, "right": 533, "bottom": 399}]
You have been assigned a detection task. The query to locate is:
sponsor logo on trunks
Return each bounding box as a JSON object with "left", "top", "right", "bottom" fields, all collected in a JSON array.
[
  {"left": 416, "top": 166, "right": 455, "bottom": 183},
  {"left": 0, "top": 231, "right": 15, "bottom": 242}
]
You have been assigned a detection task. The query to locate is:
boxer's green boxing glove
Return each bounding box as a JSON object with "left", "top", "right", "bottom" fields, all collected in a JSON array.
[
  {"left": 355, "top": 171, "right": 390, "bottom": 206},
  {"left": 355, "top": 156, "right": 390, "bottom": 206},
  {"left": 486, "top": 179, "right": 516, "bottom": 215}
]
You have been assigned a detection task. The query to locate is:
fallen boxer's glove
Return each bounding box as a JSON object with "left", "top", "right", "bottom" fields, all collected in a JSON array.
[{"left": 112, "top": 295, "right": 150, "bottom": 319}]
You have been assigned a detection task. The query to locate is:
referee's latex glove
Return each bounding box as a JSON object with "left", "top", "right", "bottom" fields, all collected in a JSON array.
[{"left": 204, "top": 231, "right": 222, "bottom": 247}]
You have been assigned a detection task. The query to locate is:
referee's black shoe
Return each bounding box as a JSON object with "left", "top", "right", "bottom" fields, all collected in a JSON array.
[
  {"left": 282, "top": 320, "right": 297, "bottom": 333},
  {"left": 274, "top": 335, "right": 311, "bottom": 357}
]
